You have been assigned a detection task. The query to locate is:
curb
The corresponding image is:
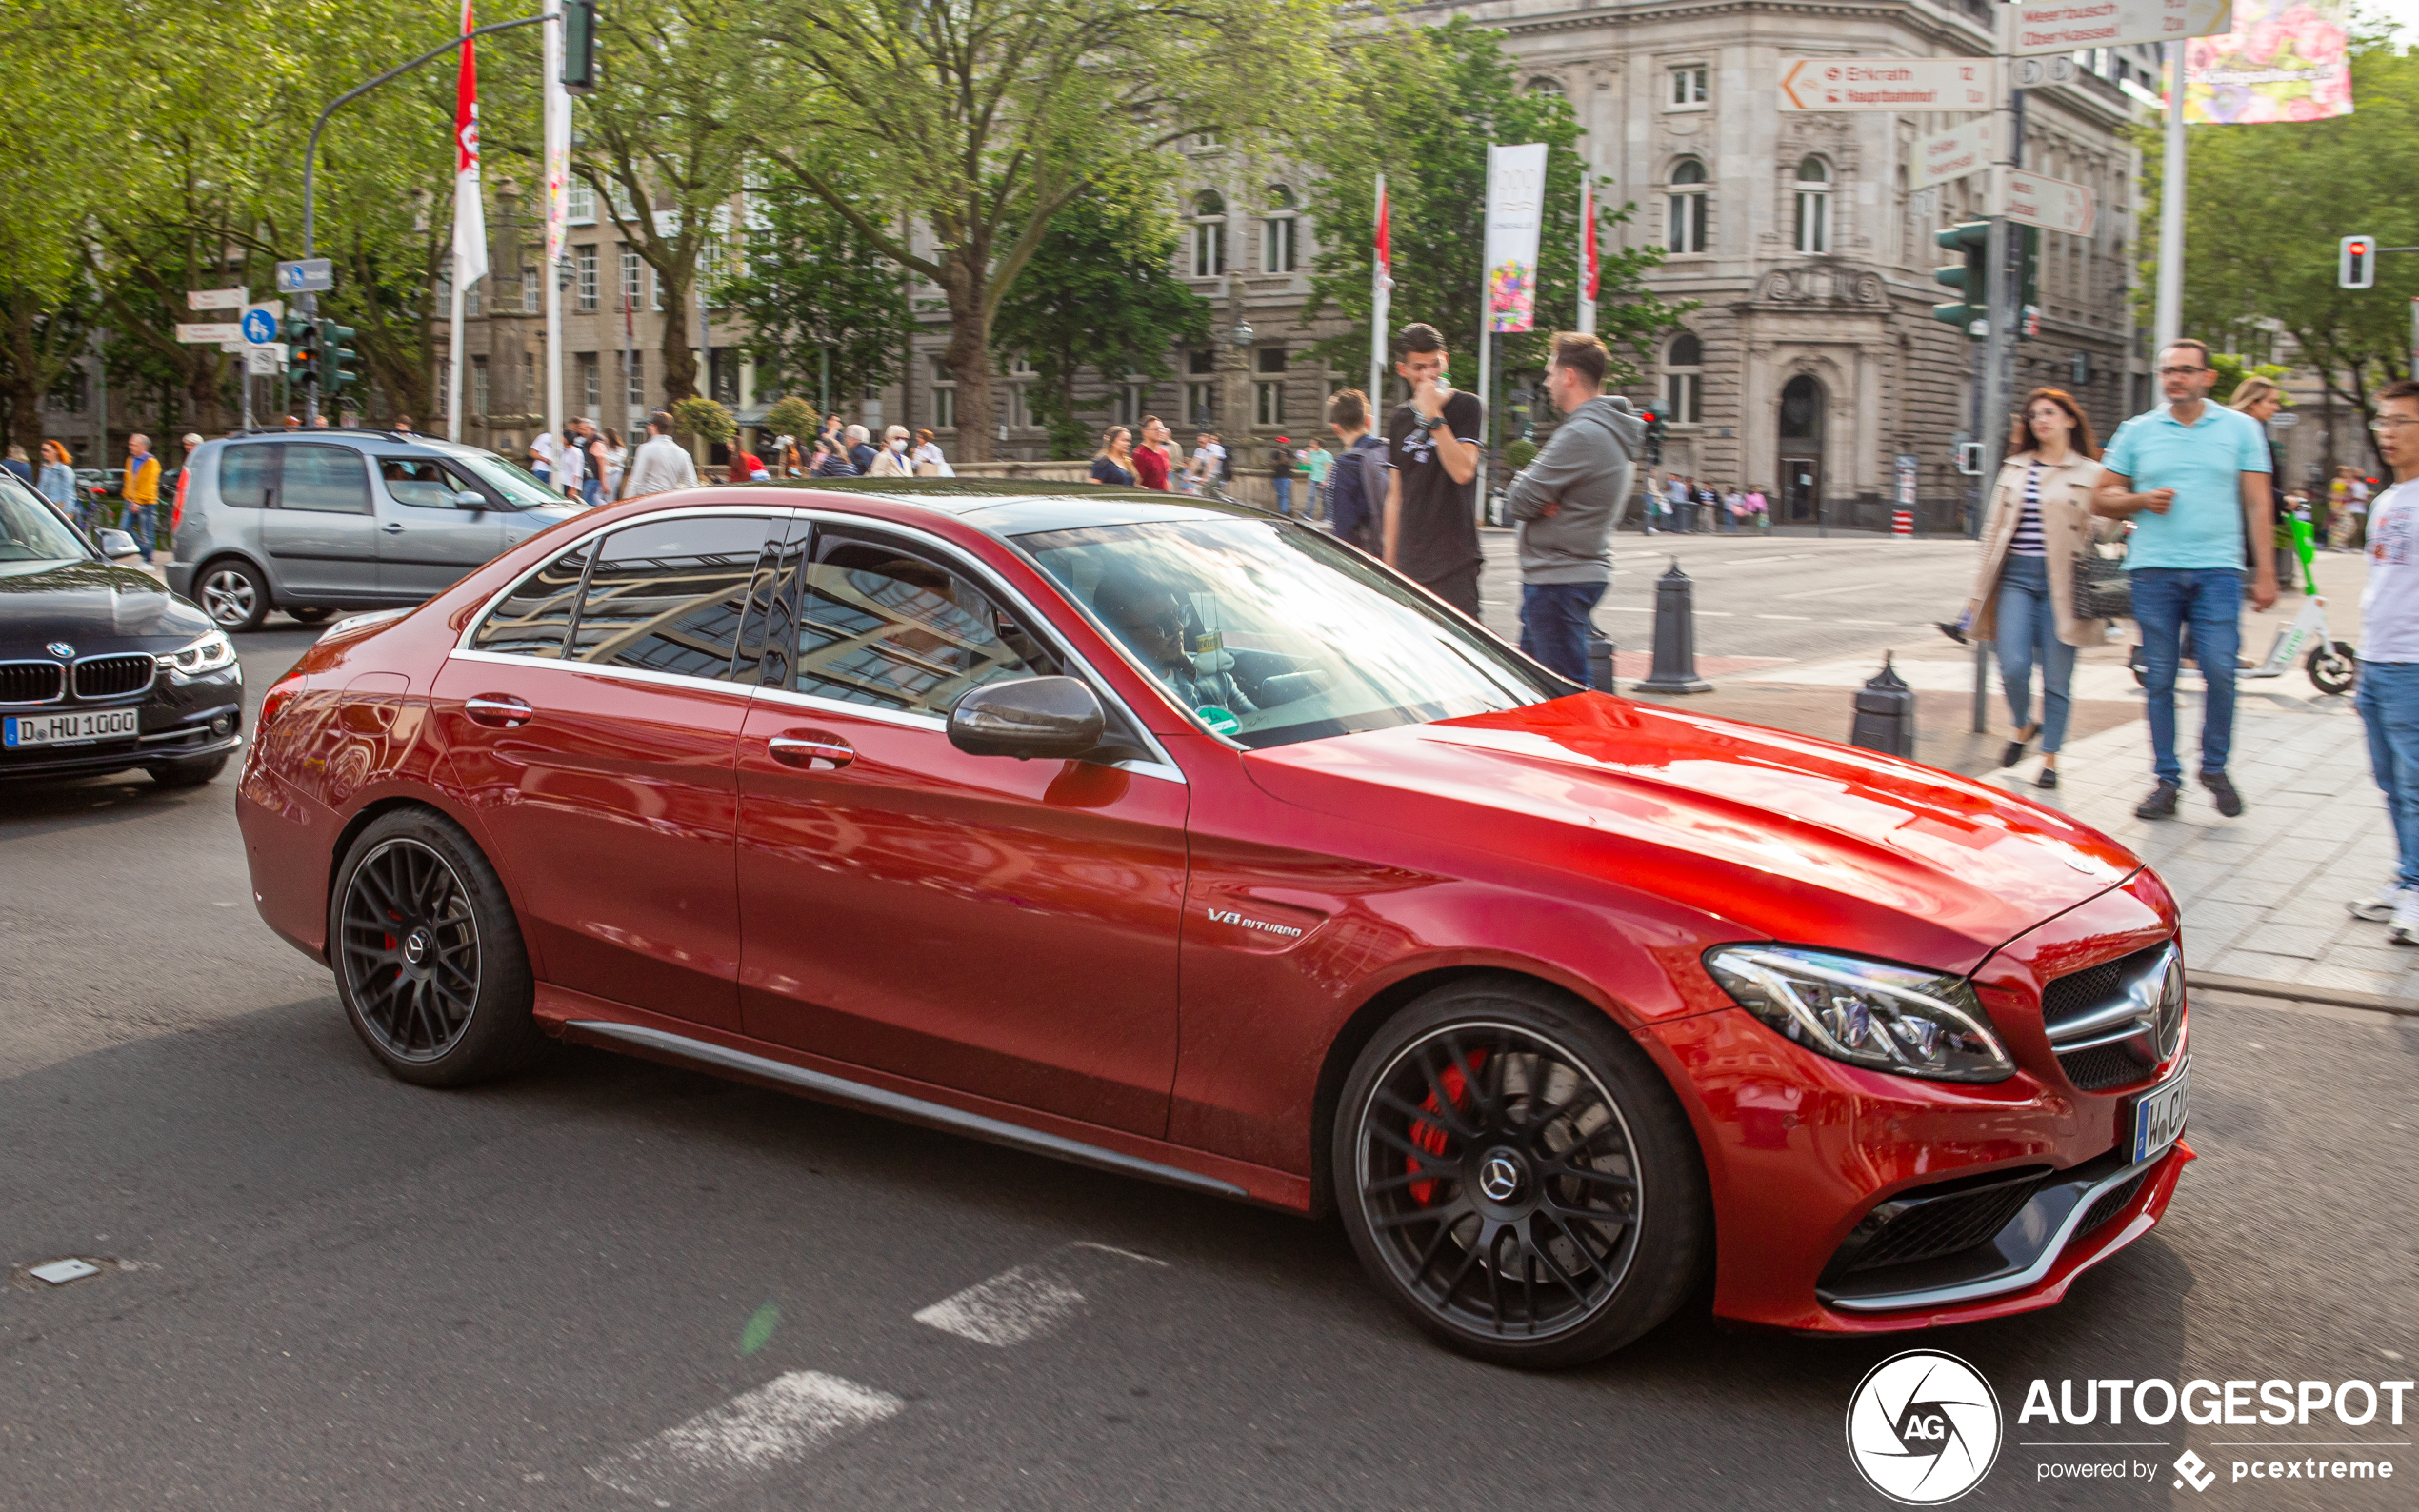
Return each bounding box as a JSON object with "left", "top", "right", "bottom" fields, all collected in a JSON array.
[{"left": 2188, "top": 969, "right": 2419, "bottom": 1020}]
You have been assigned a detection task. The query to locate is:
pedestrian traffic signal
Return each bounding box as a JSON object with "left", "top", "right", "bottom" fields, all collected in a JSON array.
[
  {"left": 289, "top": 317, "right": 322, "bottom": 391},
  {"left": 563, "top": 0, "right": 600, "bottom": 95},
  {"left": 2016, "top": 224, "right": 2040, "bottom": 312},
  {"left": 322, "top": 322, "right": 360, "bottom": 398},
  {"left": 2341, "top": 234, "right": 2377, "bottom": 289},
  {"left": 1641, "top": 410, "right": 1666, "bottom": 466},
  {"left": 1932, "top": 221, "right": 1990, "bottom": 336}
]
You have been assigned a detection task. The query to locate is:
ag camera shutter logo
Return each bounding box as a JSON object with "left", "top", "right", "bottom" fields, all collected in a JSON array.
[{"left": 1846, "top": 1350, "right": 2003, "bottom": 1503}]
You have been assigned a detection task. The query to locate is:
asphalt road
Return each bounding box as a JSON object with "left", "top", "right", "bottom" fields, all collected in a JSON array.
[{"left": 4, "top": 589, "right": 2415, "bottom": 1511}]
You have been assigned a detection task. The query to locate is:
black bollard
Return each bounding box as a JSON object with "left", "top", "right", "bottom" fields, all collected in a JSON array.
[
  {"left": 1849, "top": 650, "right": 1918, "bottom": 757},
  {"left": 1587, "top": 631, "right": 1617, "bottom": 692},
  {"left": 1634, "top": 557, "right": 1711, "bottom": 693}
]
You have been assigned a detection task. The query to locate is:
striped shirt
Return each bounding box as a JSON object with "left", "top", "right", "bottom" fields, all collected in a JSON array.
[{"left": 2010, "top": 462, "right": 2047, "bottom": 557}]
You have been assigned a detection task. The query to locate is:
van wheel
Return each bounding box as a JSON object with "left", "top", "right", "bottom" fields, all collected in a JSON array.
[{"left": 197, "top": 558, "right": 270, "bottom": 632}]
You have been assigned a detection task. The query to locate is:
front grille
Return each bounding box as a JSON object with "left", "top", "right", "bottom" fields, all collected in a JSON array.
[
  {"left": 1841, "top": 1170, "right": 2050, "bottom": 1274},
  {"left": 72, "top": 654, "right": 155, "bottom": 699},
  {"left": 2077, "top": 1171, "right": 2149, "bottom": 1237},
  {"left": 2043, "top": 941, "right": 2179, "bottom": 1092},
  {"left": 2060, "top": 1042, "right": 2154, "bottom": 1092},
  {"left": 0, "top": 660, "right": 65, "bottom": 704},
  {"left": 2041, "top": 942, "right": 2169, "bottom": 1025}
]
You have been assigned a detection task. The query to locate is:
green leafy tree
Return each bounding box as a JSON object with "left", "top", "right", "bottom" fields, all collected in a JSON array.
[
  {"left": 718, "top": 180, "right": 913, "bottom": 417},
  {"left": 748, "top": 0, "right": 1335, "bottom": 459},
  {"left": 1299, "top": 17, "right": 1691, "bottom": 418},
  {"left": 991, "top": 191, "right": 1211, "bottom": 458}
]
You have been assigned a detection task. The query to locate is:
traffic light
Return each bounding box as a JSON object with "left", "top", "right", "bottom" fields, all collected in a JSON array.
[
  {"left": 2341, "top": 234, "right": 2377, "bottom": 289},
  {"left": 322, "top": 321, "right": 360, "bottom": 399},
  {"left": 563, "top": 0, "right": 600, "bottom": 95},
  {"left": 1641, "top": 410, "right": 1665, "bottom": 466},
  {"left": 2017, "top": 225, "right": 2040, "bottom": 314},
  {"left": 289, "top": 317, "right": 322, "bottom": 392},
  {"left": 1932, "top": 220, "right": 1989, "bottom": 336}
]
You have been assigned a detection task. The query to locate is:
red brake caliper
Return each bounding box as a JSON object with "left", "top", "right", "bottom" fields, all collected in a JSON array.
[{"left": 1407, "top": 1051, "right": 1486, "bottom": 1204}]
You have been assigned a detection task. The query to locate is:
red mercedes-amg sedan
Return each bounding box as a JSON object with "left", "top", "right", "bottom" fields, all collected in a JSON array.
[{"left": 237, "top": 482, "right": 2190, "bottom": 1366}]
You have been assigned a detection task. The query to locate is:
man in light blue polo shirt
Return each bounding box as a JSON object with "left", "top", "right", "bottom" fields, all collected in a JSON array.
[{"left": 2095, "top": 338, "right": 2278, "bottom": 819}]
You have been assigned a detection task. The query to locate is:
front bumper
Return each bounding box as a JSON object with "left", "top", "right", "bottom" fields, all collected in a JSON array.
[
  {"left": 164, "top": 561, "right": 194, "bottom": 599},
  {"left": 0, "top": 668, "right": 244, "bottom": 781}
]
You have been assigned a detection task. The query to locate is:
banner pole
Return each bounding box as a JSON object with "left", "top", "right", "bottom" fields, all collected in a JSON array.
[
  {"left": 2155, "top": 41, "right": 2186, "bottom": 355},
  {"left": 1369, "top": 172, "right": 1389, "bottom": 408},
  {"left": 1475, "top": 145, "right": 1496, "bottom": 516}
]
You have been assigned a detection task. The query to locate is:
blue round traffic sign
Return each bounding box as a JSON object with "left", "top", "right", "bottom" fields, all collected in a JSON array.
[{"left": 242, "top": 308, "right": 278, "bottom": 345}]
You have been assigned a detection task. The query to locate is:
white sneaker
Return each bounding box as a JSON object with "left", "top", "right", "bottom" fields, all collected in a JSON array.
[
  {"left": 2350, "top": 881, "right": 2409, "bottom": 923},
  {"left": 2393, "top": 892, "right": 2419, "bottom": 946}
]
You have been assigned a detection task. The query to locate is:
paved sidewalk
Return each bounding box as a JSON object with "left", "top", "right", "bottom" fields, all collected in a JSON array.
[{"left": 1973, "top": 692, "right": 2416, "bottom": 1003}]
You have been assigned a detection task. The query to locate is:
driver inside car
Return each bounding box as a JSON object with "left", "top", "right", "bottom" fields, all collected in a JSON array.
[{"left": 1092, "top": 567, "right": 1257, "bottom": 721}]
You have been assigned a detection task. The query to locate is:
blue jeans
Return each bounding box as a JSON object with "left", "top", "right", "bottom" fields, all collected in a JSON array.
[
  {"left": 2358, "top": 663, "right": 2419, "bottom": 888},
  {"left": 2131, "top": 567, "right": 2243, "bottom": 783},
  {"left": 583, "top": 478, "right": 605, "bottom": 508},
  {"left": 119, "top": 504, "right": 154, "bottom": 554},
  {"left": 1272, "top": 476, "right": 1293, "bottom": 517},
  {"left": 1994, "top": 555, "right": 2076, "bottom": 753},
  {"left": 1520, "top": 581, "right": 1606, "bottom": 685}
]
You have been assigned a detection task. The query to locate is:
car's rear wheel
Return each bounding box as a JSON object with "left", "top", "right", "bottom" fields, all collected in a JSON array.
[
  {"left": 330, "top": 809, "right": 540, "bottom": 1087},
  {"left": 1333, "top": 978, "right": 1709, "bottom": 1368},
  {"left": 197, "top": 557, "right": 270, "bottom": 632}
]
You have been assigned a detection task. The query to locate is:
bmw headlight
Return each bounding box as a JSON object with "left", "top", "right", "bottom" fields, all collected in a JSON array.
[
  {"left": 1705, "top": 945, "right": 2014, "bottom": 1084},
  {"left": 156, "top": 628, "right": 237, "bottom": 681}
]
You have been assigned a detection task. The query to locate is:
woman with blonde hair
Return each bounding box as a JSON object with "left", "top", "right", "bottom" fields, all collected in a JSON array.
[
  {"left": 1949, "top": 388, "right": 2110, "bottom": 789},
  {"left": 1089, "top": 426, "right": 1136, "bottom": 487},
  {"left": 2230, "top": 374, "right": 2295, "bottom": 587}
]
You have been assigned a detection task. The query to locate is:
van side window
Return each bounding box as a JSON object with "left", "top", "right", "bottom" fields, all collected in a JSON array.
[{"left": 219, "top": 445, "right": 277, "bottom": 508}]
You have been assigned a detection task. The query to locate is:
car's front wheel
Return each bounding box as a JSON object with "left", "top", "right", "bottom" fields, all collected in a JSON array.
[
  {"left": 196, "top": 557, "right": 270, "bottom": 632},
  {"left": 1333, "top": 978, "right": 1709, "bottom": 1368},
  {"left": 330, "top": 808, "right": 541, "bottom": 1087}
]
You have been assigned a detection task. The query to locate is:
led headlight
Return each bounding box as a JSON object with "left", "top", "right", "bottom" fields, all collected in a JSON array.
[
  {"left": 1705, "top": 945, "right": 2014, "bottom": 1084},
  {"left": 156, "top": 628, "right": 237, "bottom": 681}
]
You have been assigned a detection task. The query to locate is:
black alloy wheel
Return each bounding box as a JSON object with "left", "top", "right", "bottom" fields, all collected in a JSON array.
[
  {"left": 331, "top": 809, "right": 540, "bottom": 1086},
  {"left": 1335, "top": 980, "right": 1708, "bottom": 1367}
]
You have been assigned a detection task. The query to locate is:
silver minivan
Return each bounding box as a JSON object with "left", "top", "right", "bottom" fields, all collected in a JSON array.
[{"left": 165, "top": 430, "right": 580, "bottom": 631}]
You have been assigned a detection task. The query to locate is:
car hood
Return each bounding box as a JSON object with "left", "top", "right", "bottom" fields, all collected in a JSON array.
[
  {"left": 1242, "top": 694, "right": 2140, "bottom": 974},
  {"left": 0, "top": 559, "right": 211, "bottom": 647}
]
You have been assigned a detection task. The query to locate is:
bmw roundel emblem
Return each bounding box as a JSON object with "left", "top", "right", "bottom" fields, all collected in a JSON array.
[{"left": 46, "top": 642, "right": 73, "bottom": 659}]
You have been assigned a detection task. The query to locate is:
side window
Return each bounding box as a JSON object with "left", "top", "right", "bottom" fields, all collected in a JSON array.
[
  {"left": 279, "top": 445, "right": 372, "bottom": 514},
  {"left": 219, "top": 445, "right": 277, "bottom": 508},
  {"left": 794, "top": 535, "right": 1059, "bottom": 715},
  {"left": 470, "top": 542, "right": 592, "bottom": 659},
  {"left": 566, "top": 514, "right": 771, "bottom": 679},
  {"left": 732, "top": 520, "right": 806, "bottom": 688},
  {"left": 379, "top": 456, "right": 477, "bottom": 508}
]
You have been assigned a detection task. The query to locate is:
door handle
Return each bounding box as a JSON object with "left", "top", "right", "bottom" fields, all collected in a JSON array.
[
  {"left": 768, "top": 731, "right": 853, "bottom": 769},
  {"left": 382, "top": 522, "right": 406, "bottom": 534},
  {"left": 465, "top": 694, "right": 534, "bottom": 727}
]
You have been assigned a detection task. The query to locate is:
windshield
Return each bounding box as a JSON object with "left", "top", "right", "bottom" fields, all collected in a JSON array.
[
  {"left": 441, "top": 447, "right": 567, "bottom": 508},
  {"left": 1016, "top": 517, "right": 1561, "bottom": 749},
  {"left": 0, "top": 468, "right": 90, "bottom": 570}
]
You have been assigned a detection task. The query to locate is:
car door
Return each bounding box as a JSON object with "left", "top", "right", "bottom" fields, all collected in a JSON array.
[
  {"left": 732, "top": 522, "right": 1189, "bottom": 1137},
  {"left": 373, "top": 455, "right": 504, "bottom": 598},
  {"left": 259, "top": 443, "right": 382, "bottom": 598},
  {"left": 434, "top": 509, "right": 783, "bottom": 1032}
]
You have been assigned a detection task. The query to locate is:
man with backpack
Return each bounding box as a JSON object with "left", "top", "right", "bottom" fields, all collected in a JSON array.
[{"left": 1324, "top": 389, "right": 1387, "bottom": 556}]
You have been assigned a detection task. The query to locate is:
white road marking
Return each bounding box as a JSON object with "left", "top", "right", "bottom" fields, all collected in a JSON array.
[
  {"left": 587, "top": 1370, "right": 902, "bottom": 1505},
  {"left": 913, "top": 1242, "right": 1165, "bottom": 1348}
]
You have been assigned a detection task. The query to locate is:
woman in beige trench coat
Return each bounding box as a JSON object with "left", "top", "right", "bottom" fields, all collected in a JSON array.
[{"left": 1944, "top": 387, "right": 2109, "bottom": 790}]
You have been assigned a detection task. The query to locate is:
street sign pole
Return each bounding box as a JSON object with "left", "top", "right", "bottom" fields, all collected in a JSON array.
[
  {"left": 2155, "top": 41, "right": 2186, "bottom": 355},
  {"left": 542, "top": 0, "right": 569, "bottom": 445}
]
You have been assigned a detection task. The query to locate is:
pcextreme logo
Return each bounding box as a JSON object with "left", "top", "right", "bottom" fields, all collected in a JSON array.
[{"left": 1847, "top": 1350, "right": 2004, "bottom": 1504}]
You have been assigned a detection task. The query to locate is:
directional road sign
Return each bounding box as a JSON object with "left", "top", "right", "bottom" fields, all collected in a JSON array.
[
  {"left": 1778, "top": 57, "right": 1995, "bottom": 112},
  {"left": 275, "top": 258, "right": 333, "bottom": 295},
  {"left": 241, "top": 308, "right": 279, "bottom": 346},
  {"left": 175, "top": 322, "right": 243, "bottom": 345},
  {"left": 1996, "top": 168, "right": 2098, "bottom": 238},
  {"left": 2011, "top": 0, "right": 2233, "bottom": 56},
  {"left": 1911, "top": 119, "right": 1995, "bottom": 191},
  {"left": 186, "top": 288, "right": 246, "bottom": 311}
]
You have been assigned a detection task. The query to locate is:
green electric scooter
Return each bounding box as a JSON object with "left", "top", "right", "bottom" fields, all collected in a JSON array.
[{"left": 2128, "top": 518, "right": 2358, "bottom": 694}]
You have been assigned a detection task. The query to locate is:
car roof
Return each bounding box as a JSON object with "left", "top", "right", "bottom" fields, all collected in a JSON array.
[
  {"left": 208, "top": 429, "right": 462, "bottom": 454},
  {"left": 738, "top": 478, "right": 1267, "bottom": 536}
]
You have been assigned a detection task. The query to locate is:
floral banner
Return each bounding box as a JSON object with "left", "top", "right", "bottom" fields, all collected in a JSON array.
[
  {"left": 1483, "top": 143, "right": 1549, "bottom": 334},
  {"left": 2183, "top": 0, "right": 2353, "bottom": 124}
]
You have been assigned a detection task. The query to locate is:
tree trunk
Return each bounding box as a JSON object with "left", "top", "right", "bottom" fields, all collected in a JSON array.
[
  {"left": 938, "top": 247, "right": 994, "bottom": 462},
  {"left": 8, "top": 299, "right": 41, "bottom": 455},
  {"left": 658, "top": 266, "right": 698, "bottom": 405}
]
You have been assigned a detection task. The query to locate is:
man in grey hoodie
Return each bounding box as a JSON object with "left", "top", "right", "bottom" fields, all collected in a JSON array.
[{"left": 1503, "top": 331, "right": 1638, "bottom": 684}]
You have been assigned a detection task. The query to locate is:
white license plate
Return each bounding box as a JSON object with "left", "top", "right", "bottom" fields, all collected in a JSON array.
[
  {"left": 2129, "top": 1058, "right": 2190, "bottom": 1163},
  {"left": 3, "top": 708, "right": 142, "bottom": 748}
]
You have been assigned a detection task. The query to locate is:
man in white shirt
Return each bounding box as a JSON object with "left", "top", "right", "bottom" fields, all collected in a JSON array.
[
  {"left": 619, "top": 409, "right": 699, "bottom": 499},
  {"left": 2351, "top": 377, "right": 2419, "bottom": 942},
  {"left": 529, "top": 430, "right": 558, "bottom": 485}
]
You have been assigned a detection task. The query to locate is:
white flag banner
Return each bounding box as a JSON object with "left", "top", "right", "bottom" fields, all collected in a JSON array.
[
  {"left": 451, "top": 0, "right": 488, "bottom": 287},
  {"left": 1484, "top": 143, "right": 1549, "bottom": 334}
]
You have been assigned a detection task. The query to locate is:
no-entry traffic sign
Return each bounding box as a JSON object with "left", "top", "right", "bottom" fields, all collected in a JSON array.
[{"left": 1778, "top": 57, "right": 1995, "bottom": 112}]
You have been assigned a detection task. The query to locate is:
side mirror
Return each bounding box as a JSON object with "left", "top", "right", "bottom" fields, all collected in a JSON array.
[
  {"left": 452, "top": 489, "right": 490, "bottom": 510},
  {"left": 948, "top": 676, "right": 1106, "bottom": 761},
  {"left": 95, "top": 527, "right": 141, "bottom": 560}
]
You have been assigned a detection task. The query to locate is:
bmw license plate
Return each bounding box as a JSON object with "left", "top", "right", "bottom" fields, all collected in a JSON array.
[
  {"left": 3, "top": 708, "right": 142, "bottom": 748},
  {"left": 2129, "top": 1058, "right": 2190, "bottom": 1164}
]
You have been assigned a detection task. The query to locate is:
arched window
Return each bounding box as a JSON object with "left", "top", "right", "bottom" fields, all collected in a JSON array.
[
  {"left": 1663, "top": 333, "right": 1704, "bottom": 423},
  {"left": 1527, "top": 76, "right": 1565, "bottom": 97},
  {"left": 1262, "top": 184, "right": 1298, "bottom": 274},
  {"left": 1794, "top": 157, "right": 1832, "bottom": 254},
  {"left": 1668, "top": 158, "right": 1709, "bottom": 255},
  {"left": 1191, "top": 190, "right": 1227, "bottom": 278}
]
